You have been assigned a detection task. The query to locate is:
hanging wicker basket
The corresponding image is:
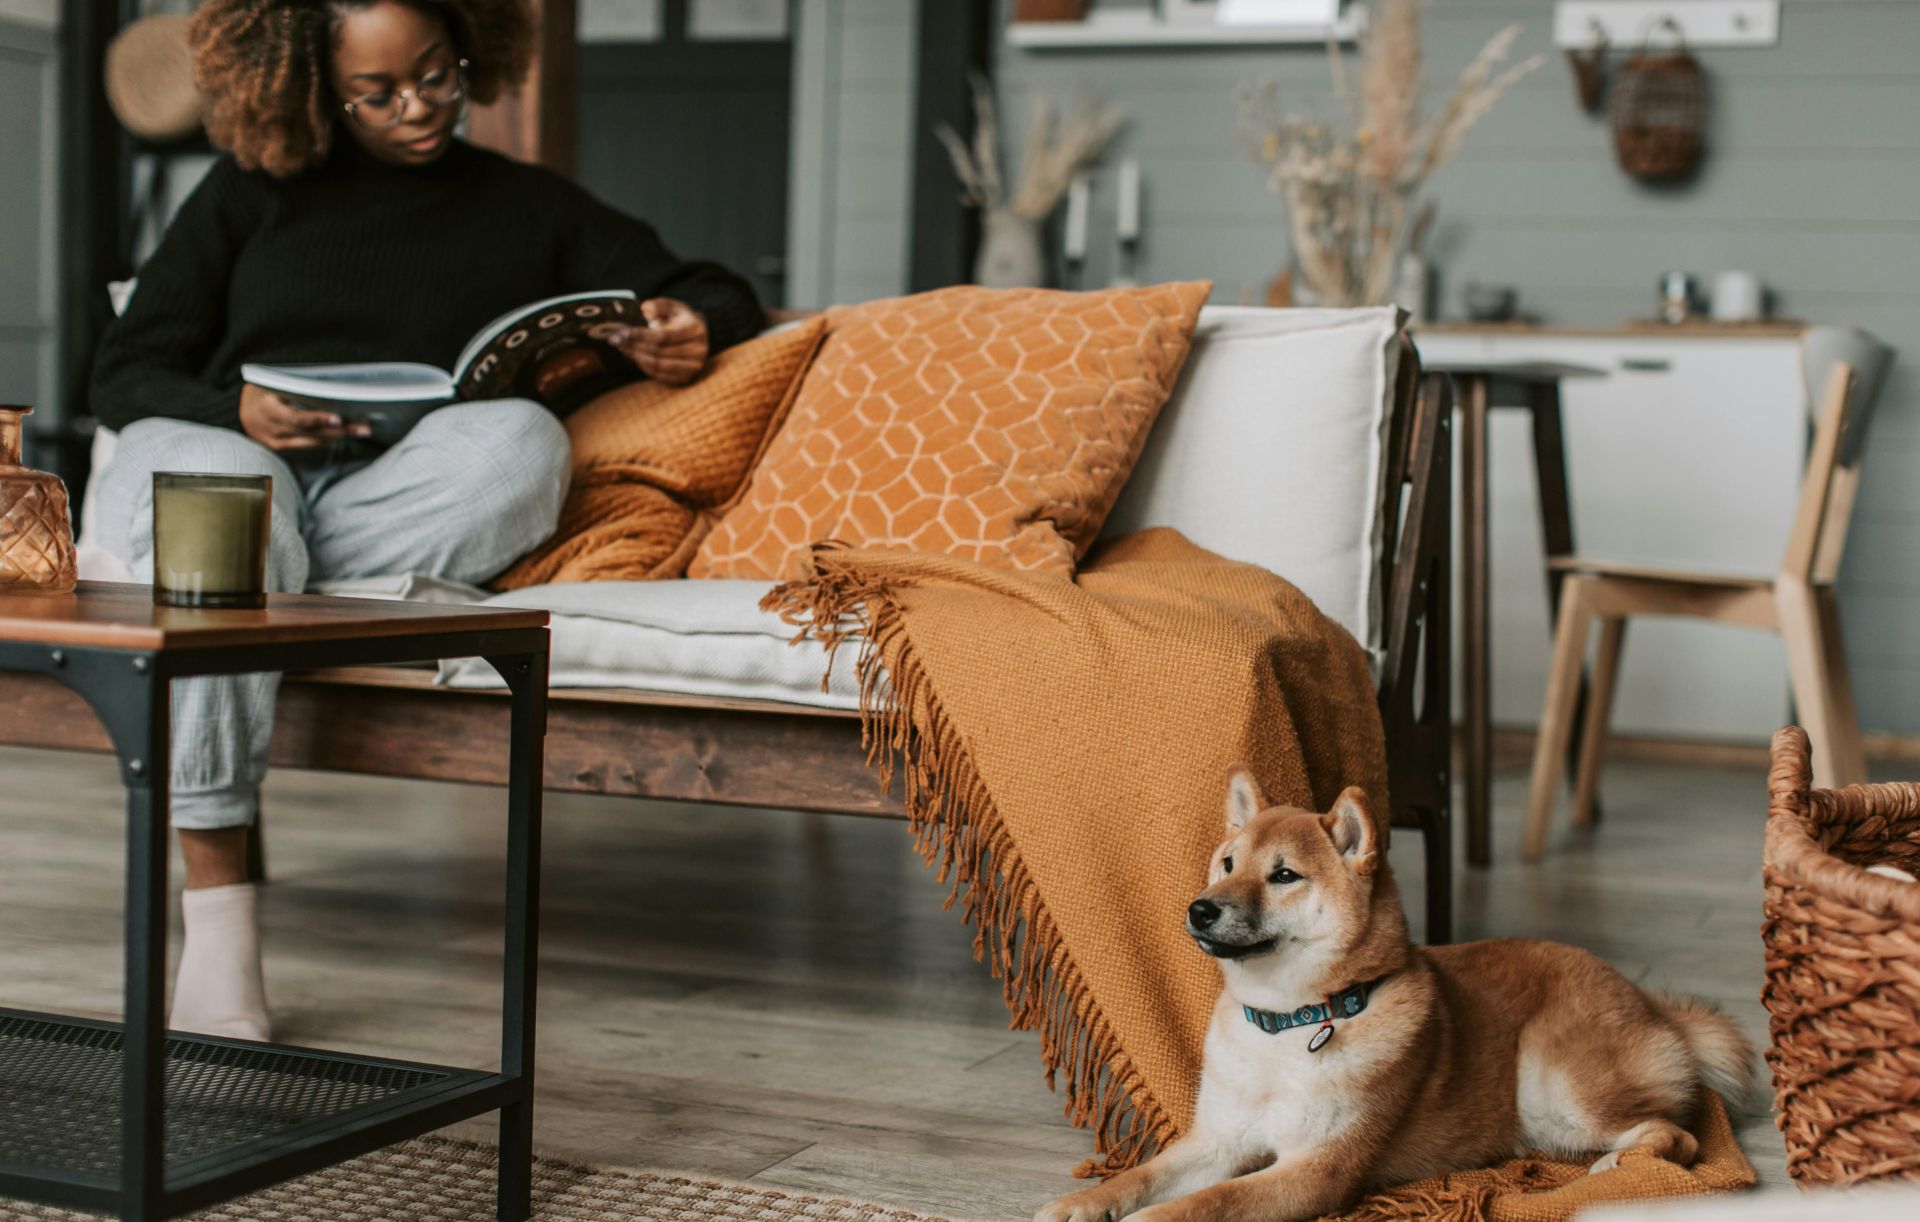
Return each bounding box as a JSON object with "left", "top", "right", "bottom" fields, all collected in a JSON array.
[
  {"left": 1761, "top": 726, "right": 1920, "bottom": 1186},
  {"left": 1609, "top": 20, "right": 1706, "bottom": 180}
]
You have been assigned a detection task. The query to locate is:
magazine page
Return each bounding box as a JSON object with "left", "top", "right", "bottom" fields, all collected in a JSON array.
[
  {"left": 240, "top": 361, "right": 456, "bottom": 406},
  {"left": 453, "top": 290, "right": 644, "bottom": 414}
]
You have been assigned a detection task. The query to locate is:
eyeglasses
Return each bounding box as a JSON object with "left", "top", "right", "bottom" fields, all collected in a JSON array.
[{"left": 341, "top": 58, "right": 469, "bottom": 132}]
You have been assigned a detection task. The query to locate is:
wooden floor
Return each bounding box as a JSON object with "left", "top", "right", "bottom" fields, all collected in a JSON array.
[{"left": 3, "top": 741, "right": 1893, "bottom": 1218}]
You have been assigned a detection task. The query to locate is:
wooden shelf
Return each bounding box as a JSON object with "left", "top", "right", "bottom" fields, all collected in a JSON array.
[{"left": 1007, "top": 9, "right": 1367, "bottom": 50}]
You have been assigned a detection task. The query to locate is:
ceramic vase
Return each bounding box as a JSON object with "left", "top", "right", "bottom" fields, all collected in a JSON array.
[{"left": 974, "top": 209, "right": 1049, "bottom": 289}]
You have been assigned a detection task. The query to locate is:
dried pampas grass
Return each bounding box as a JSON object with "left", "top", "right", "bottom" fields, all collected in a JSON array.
[
  {"left": 939, "top": 75, "right": 1126, "bottom": 220},
  {"left": 1238, "top": 0, "right": 1541, "bottom": 307}
]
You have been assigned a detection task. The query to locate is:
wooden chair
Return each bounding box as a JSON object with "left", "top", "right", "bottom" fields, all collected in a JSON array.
[{"left": 1522, "top": 337, "right": 1891, "bottom": 861}]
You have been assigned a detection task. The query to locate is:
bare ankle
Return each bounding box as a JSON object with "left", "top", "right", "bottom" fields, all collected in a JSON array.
[{"left": 180, "top": 827, "right": 252, "bottom": 889}]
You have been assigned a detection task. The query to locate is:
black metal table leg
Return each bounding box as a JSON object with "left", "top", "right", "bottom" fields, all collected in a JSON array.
[
  {"left": 490, "top": 649, "right": 547, "bottom": 1222},
  {"left": 119, "top": 655, "right": 170, "bottom": 1221}
]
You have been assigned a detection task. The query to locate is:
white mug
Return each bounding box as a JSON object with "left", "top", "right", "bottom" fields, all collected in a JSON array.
[{"left": 1710, "top": 271, "right": 1764, "bottom": 322}]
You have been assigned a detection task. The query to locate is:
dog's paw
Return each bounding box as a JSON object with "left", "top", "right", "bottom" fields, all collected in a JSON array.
[
  {"left": 1588, "top": 1150, "right": 1623, "bottom": 1175},
  {"left": 1032, "top": 1191, "right": 1119, "bottom": 1222}
]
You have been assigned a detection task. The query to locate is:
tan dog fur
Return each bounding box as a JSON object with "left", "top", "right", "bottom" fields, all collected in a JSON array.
[{"left": 1035, "top": 772, "right": 1756, "bottom": 1222}]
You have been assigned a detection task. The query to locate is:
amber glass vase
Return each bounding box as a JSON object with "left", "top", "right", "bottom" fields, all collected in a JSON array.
[{"left": 0, "top": 405, "right": 78, "bottom": 595}]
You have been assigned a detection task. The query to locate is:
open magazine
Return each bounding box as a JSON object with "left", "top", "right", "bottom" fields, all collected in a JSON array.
[{"left": 241, "top": 290, "right": 643, "bottom": 442}]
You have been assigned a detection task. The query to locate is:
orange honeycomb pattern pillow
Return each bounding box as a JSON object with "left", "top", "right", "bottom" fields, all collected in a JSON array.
[
  {"left": 494, "top": 316, "right": 827, "bottom": 588},
  {"left": 690, "top": 281, "right": 1211, "bottom": 579}
]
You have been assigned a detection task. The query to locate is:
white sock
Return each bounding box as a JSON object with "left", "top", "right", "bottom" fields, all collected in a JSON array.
[{"left": 170, "top": 882, "right": 271, "bottom": 1043}]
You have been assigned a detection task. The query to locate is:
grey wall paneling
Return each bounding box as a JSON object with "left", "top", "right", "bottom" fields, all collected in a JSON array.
[
  {"left": 1000, "top": 0, "right": 1920, "bottom": 736},
  {"left": 0, "top": 15, "right": 60, "bottom": 455},
  {"left": 787, "top": 0, "right": 916, "bottom": 308}
]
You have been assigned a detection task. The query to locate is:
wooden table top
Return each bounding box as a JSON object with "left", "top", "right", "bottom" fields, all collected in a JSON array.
[{"left": 0, "top": 582, "right": 547, "bottom": 652}]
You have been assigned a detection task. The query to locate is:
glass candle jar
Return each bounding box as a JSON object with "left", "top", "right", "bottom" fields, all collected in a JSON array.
[{"left": 152, "top": 472, "right": 272, "bottom": 609}]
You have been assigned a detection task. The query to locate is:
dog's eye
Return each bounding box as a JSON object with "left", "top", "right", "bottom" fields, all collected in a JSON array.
[
  {"left": 1221, "top": 855, "right": 1234, "bottom": 874},
  {"left": 1269, "top": 866, "right": 1302, "bottom": 885}
]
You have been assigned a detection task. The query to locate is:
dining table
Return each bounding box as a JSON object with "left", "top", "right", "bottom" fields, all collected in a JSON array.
[{"left": 1416, "top": 356, "right": 1610, "bottom": 867}]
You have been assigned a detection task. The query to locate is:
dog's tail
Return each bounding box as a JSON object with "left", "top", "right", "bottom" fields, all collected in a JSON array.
[{"left": 1653, "top": 993, "right": 1763, "bottom": 1113}]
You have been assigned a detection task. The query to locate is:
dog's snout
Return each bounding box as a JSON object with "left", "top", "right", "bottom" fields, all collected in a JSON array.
[{"left": 1187, "top": 898, "right": 1222, "bottom": 930}]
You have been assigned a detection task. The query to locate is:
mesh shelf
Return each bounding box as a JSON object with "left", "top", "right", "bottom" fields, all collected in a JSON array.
[{"left": 0, "top": 1011, "right": 457, "bottom": 1179}]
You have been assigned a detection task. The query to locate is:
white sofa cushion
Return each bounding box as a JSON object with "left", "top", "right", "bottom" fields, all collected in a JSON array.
[
  {"left": 1102, "top": 305, "right": 1400, "bottom": 655},
  {"left": 438, "top": 579, "right": 860, "bottom": 709}
]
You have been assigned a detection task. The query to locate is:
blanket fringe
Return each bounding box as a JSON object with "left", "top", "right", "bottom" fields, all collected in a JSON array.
[
  {"left": 1333, "top": 1160, "right": 1564, "bottom": 1222},
  {"left": 763, "top": 553, "right": 1179, "bottom": 1176}
]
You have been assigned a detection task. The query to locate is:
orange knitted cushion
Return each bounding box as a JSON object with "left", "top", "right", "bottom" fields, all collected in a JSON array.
[
  {"left": 493, "top": 316, "right": 827, "bottom": 589},
  {"left": 690, "top": 281, "right": 1211, "bottom": 579}
]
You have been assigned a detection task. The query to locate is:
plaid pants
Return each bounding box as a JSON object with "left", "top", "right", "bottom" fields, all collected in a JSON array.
[{"left": 91, "top": 400, "right": 569, "bottom": 828}]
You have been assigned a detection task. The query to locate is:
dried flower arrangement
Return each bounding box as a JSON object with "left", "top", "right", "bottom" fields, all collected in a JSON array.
[
  {"left": 1237, "top": 0, "right": 1541, "bottom": 307},
  {"left": 938, "top": 76, "right": 1127, "bottom": 221}
]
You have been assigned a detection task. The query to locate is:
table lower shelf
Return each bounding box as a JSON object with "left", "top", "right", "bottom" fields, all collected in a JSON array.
[{"left": 0, "top": 1007, "right": 511, "bottom": 1215}]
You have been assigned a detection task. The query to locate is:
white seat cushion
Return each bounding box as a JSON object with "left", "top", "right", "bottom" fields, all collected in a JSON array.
[
  {"left": 1102, "top": 305, "right": 1400, "bottom": 655},
  {"left": 437, "top": 580, "right": 860, "bottom": 709}
]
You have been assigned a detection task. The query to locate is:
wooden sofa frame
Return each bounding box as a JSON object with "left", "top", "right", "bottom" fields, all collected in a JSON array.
[{"left": 1, "top": 343, "right": 1456, "bottom": 941}]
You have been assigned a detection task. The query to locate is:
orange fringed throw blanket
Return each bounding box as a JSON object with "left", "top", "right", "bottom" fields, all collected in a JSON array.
[
  {"left": 766, "top": 528, "right": 1754, "bottom": 1217},
  {"left": 766, "top": 528, "right": 1390, "bottom": 1169},
  {"left": 1333, "top": 1092, "right": 1751, "bottom": 1221}
]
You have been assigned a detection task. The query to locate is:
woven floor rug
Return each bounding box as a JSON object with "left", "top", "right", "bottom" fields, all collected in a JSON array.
[{"left": 4, "top": 1137, "right": 959, "bottom": 1221}]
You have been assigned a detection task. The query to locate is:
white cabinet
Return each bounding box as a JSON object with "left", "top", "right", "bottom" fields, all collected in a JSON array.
[{"left": 1416, "top": 329, "right": 1809, "bottom": 742}]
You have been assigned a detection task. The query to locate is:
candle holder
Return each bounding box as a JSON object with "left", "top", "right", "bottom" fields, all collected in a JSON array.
[{"left": 152, "top": 472, "right": 272, "bottom": 609}]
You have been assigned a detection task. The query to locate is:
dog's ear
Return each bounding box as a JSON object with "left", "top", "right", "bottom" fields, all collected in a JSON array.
[
  {"left": 1321, "top": 787, "right": 1377, "bottom": 870},
  {"left": 1226, "top": 767, "right": 1266, "bottom": 832}
]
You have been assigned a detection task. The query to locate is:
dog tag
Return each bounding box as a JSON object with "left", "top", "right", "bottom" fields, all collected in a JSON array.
[{"left": 1307, "top": 1025, "right": 1333, "bottom": 1053}]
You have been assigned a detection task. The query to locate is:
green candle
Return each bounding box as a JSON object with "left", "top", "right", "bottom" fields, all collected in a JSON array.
[{"left": 152, "top": 473, "right": 272, "bottom": 608}]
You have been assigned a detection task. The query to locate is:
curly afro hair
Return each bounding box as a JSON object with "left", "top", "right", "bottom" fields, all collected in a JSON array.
[{"left": 188, "top": 0, "right": 535, "bottom": 178}]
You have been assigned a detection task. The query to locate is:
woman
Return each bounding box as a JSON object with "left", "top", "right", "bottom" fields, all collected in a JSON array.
[{"left": 90, "top": 0, "right": 762, "bottom": 1041}]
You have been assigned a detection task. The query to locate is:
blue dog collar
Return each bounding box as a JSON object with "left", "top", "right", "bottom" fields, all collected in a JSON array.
[{"left": 1241, "top": 977, "right": 1381, "bottom": 1051}]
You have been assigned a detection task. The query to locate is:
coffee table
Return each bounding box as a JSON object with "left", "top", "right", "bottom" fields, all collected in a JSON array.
[{"left": 0, "top": 582, "right": 549, "bottom": 1221}]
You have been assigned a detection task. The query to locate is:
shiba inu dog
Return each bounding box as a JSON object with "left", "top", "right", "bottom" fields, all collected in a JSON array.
[{"left": 1035, "top": 771, "right": 1756, "bottom": 1222}]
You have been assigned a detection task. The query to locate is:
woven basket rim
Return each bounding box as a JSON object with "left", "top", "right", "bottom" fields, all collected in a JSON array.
[
  {"left": 1765, "top": 727, "right": 1920, "bottom": 922},
  {"left": 1619, "top": 50, "right": 1704, "bottom": 75}
]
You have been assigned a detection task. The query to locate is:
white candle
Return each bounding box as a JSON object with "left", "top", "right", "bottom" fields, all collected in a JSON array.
[
  {"left": 1116, "top": 158, "right": 1141, "bottom": 241},
  {"left": 1064, "top": 174, "right": 1091, "bottom": 261}
]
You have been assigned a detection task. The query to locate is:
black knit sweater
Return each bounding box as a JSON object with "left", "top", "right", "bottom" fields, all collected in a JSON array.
[{"left": 92, "top": 137, "right": 764, "bottom": 433}]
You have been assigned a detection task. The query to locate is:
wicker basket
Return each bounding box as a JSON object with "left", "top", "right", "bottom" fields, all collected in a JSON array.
[
  {"left": 1610, "top": 33, "right": 1706, "bottom": 180},
  {"left": 1762, "top": 726, "right": 1920, "bottom": 1186}
]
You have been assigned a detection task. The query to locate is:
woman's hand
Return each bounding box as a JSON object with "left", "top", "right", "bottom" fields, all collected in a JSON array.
[
  {"left": 239, "top": 384, "right": 372, "bottom": 451},
  {"left": 616, "top": 298, "right": 710, "bottom": 386}
]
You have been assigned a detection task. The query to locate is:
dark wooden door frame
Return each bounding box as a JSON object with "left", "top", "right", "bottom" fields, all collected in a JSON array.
[
  {"left": 908, "top": 0, "right": 995, "bottom": 292},
  {"left": 469, "top": 0, "right": 578, "bottom": 174},
  {"left": 57, "top": 0, "right": 138, "bottom": 472}
]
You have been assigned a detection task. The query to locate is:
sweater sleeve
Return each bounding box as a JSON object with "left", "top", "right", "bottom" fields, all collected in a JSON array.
[
  {"left": 556, "top": 183, "right": 766, "bottom": 355},
  {"left": 90, "top": 159, "right": 259, "bottom": 433}
]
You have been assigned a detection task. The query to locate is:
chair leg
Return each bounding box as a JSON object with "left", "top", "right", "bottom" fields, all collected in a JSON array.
[
  {"left": 1776, "top": 579, "right": 1863, "bottom": 790},
  {"left": 1524, "top": 578, "right": 1594, "bottom": 861},
  {"left": 1815, "top": 585, "right": 1869, "bottom": 785},
  {"left": 1418, "top": 804, "right": 1452, "bottom": 946},
  {"left": 1571, "top": 617, "right": 1626, "bottom": 828}
]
